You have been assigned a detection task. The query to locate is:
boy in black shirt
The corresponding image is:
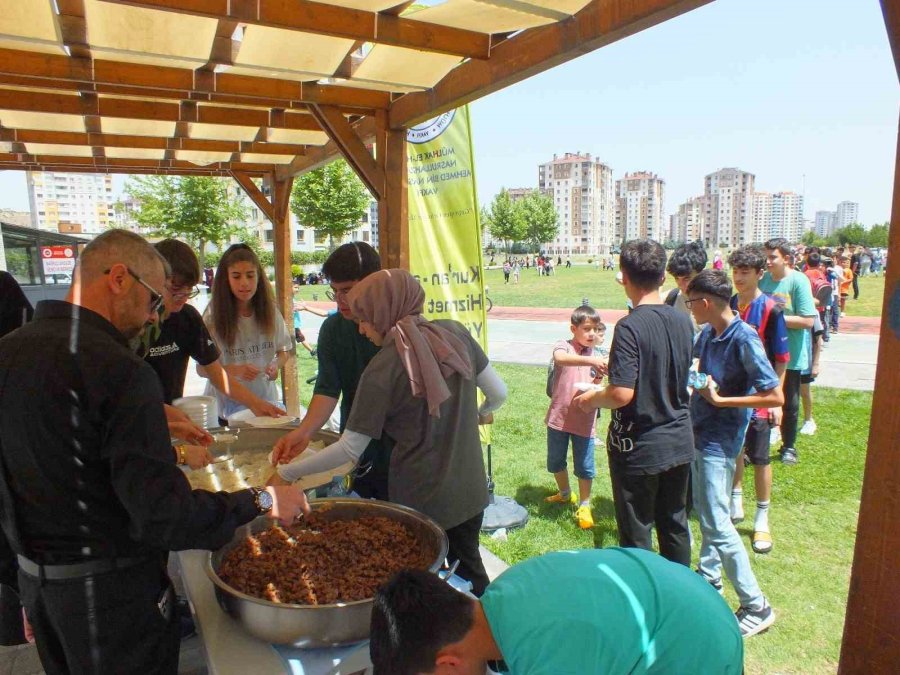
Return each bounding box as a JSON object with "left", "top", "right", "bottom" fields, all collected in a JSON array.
[{"left": 576, "top": 239, "right": 694, "bottom": 565}]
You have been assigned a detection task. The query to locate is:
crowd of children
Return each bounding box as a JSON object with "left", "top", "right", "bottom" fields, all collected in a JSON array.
[{"left": 542, "top": 237, "right": 837, "bottom": 639}]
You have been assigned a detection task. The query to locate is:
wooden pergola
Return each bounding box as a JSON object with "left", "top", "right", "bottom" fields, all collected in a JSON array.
[{"left": 0, "top": 1, "right": 897, "bottom": 670}]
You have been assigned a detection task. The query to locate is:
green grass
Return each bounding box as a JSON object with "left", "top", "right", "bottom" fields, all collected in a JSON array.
[
  {"left": 292, "top": 266, "right": 885, "bottom": 317},
  {"left": 290, "top": 354, "right": 869, "bottom": 674},
  {"left": 479, "top": 363, "right": 868, "bottom": 675}
]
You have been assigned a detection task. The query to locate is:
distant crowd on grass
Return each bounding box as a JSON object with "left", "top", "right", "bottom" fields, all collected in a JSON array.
[{"left": 540, "top": 235, "right": 857, "bottom": 641}]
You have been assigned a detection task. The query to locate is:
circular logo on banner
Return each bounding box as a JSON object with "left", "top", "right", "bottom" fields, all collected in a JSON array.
[
  {"left": 64, "top": 248, "right": 73, "bottom": 258},
  {"left": 407, "top": 110, "right": 456, "bottom": 144},
  {"left": 42, "top": 248, "right": 52, "bottom": 258}
]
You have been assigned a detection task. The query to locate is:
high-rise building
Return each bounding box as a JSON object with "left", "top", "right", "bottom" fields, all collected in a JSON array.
[
  {"left": 815, "top": 210, "right": 836, "bottom": 237},
  {"left": 752, "top": 192, "right": 804, "bottom": 243},
  {"left": 27, "top": 171, "right": 115, "bottom": 234},
  {"left": 835, "top": 201, "right": 859, "bottom": 229},
  {"left": 671, "top": 197, "right": 706, "bottom": 244},
  {"left": 538, "top": 152, "right": 614, "bottom": 255},
  {"left": 614, "top": 171, "right": 665, "bottom": 242},
  {"left": 702, "top": 168, "right": 755, "bottom": 247}
]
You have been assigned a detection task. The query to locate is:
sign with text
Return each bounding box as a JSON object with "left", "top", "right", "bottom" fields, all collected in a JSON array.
[
  {"left": 40, "top": 245, "right": 76, "bottom": 276},
  {"left": 406, "top": 106, "right": 488, "bottom": 351}
]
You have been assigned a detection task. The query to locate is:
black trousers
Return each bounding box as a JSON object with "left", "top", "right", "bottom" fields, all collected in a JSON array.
[
  {"left": 18, "top": 559, "right": 179, "bottom": 675},
  {"left": 445, "top": 511, "right": 490, "bottom": 596},
  {"left": 781, "top": 369, "right": 802, "bottom": 451},
  {"left": 852, "top": 273, "right": 859, "bottom": 299},
  {"left": 608, "top": 461, "right": 691, "bottom": 566}
]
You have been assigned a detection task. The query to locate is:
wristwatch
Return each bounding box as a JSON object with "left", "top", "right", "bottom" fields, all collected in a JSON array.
[{"left": 249, "top": 487, "right": 274, "bottom": 515}]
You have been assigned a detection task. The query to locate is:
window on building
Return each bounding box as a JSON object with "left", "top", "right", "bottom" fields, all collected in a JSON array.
[
  {"left": 296, "top": 230, "right": 304, "bottom": 241},
  {"left": 264, "top": 229, "right": 274, "bottom": 243}
]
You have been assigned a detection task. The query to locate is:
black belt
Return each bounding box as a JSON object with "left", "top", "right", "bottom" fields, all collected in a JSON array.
[{"left": 17, "top": 555, "right": 148, "bottom": 580}]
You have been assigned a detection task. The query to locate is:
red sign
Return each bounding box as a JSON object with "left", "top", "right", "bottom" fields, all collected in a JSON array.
[{"left": 40, "top": 245, "right": 76, "bottom": 276}]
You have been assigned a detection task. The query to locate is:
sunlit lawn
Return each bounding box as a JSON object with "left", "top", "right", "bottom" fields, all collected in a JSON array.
[{"left": 292, "top": 350, "right": 869, "bottom": 674}]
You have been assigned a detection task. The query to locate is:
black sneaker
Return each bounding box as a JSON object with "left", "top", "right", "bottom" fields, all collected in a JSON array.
[
  {"left": 780, "top": 447, "right": 798, "bottom": 465},
  {"left": 735, "top": 600, "right": 776, "bottom": 638}
]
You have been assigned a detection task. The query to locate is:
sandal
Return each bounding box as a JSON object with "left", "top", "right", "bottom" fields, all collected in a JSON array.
[{"left": 752, "top": 530, "right": 773, "bottom": 554}]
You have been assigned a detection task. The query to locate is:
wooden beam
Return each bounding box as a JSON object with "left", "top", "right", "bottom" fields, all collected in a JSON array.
[
  {"left": 280, "top": 115, "right": 377, "bottom": 178},
  {"left": 376, "top": 111, "right": 408, "bottom": 269},
  {"left": 0, "top": 88, "right": 320, "bottom": 131},
  {"left": 389, "top": 0, "right": 713, "bottom": 128},
  {"left": 0, "top": 162, "right": 261, "bottom": 177},
  {"left": 267, "top": 173, "right": 300, "bottom": 415},
  {"left": 0, "top": 128, "right": 308, "bottom": 156},
  {"left": 231, "top": 171, "right": 274, "bottom": 222},
  {"left": 838, "top": 4, "right": 900, "bottom": 668},
  {"left": 99, "top": 0, "right": 492, "bottom": 60},
  {"left": 0, "top": 153, "right": 277, "bottom": 173},
  {"left": 309, "top": 105, "right": 384, "bottom": 199},
  {"left": 0, "top": 48, "right": 390, "bottom": 111},
  {"left": 55, "top": 0, "right": 91, "bottom": 60}
]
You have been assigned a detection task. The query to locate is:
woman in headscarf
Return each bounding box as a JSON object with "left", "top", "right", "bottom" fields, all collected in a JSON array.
[{"left": 270, "top": 269, "right": 507, "bottom": 595}]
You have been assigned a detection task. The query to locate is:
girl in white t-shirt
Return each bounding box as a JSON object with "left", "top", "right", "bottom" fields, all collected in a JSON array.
[{"left": 201, "top": 243, "right": 294, "bottom": 421}]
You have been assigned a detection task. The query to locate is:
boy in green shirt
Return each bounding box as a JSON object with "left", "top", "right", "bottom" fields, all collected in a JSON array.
[{"left": 370, "top": 548, "right": 743, "bottom": 675}]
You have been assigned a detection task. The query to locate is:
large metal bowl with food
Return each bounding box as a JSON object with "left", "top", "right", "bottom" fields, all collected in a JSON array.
[{"left": 205, "top": 498, "right": 449, "bottom": 647}]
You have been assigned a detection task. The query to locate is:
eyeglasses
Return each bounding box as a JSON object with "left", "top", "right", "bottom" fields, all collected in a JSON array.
[
  {"left": 105, "top": 266, "right": 165, "bottom": 315},
  {"left": 683, "top": 298, "right": 706, "bottom": 308},
  {"left": 167, "top": 284, "right": 200, "bottom": 300},
  {"left": 326, "top": 288, "right": 352, "bottom": 302}
]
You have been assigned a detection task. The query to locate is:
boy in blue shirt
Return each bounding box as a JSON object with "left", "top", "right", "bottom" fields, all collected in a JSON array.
[{"left": 686, "top": 269, "right": 784, "bottom": 638}]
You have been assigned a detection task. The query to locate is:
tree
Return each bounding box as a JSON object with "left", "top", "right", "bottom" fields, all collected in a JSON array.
[
  {"left": 124, "top": 176, "right": 248, "bottom": 268},
  {"left": 486, "top": 189, "right": 525, "bottom": 253},
  {"left": 800, "top": 230, "right": 827, "bottom": 248},
  {"left": 290, "top": 160, "right": 370, "bottom": 251},
  {"left": 866, "top": 223, "right": 890, "bottom": 248},
  {"left": 519, "top": 190, "right": 559, "bottom": 253},
  {"left": 834, "top": 222, "right": 867, "bottom": 247}
]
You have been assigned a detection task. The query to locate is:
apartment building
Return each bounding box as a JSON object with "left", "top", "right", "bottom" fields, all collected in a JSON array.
[
  {"left": 671, "top": 197, "right": 706, "bottom": 243},
  {"left": 815, "top": 210, "right": 836, "bottom": 237},
  {"left": 702, "top": 168, "right": 756, "bottom": 247},
  {"left": 835, "top": 201, "right": 859, "bottom": 230},
  {"left": 752, "top": 191, "right": 804, "bottom": 243},
  {"left": 538, "top": 152, "right": 614, "bottom": 255},
  {"left": 27, "top": 171, "right": 115, "bottom": 234},
  {"left": 614, "top": 171, "right": 665, "bottom": 242}
]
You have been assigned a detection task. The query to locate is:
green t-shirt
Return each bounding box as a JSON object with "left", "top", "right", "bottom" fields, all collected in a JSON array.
[
  {"left": 481, "top": 548, "right": 743, "bottom": 675},
  {"left": 759, "top": 270, "right": 816, "bottom": 371}
]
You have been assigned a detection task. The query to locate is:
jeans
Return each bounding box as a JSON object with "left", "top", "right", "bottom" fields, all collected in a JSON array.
[
  {"left": 546, "top": 428, "right": 596, "bottom": 479},
  {"left": 781, "top": 369, "right": 801, "bottom": 450},
  {"left": 693, "top": 453, "right": 765, "bottom": 610},
  {"left": 830, "top": 296, "right": 840, "bottom": 331}
]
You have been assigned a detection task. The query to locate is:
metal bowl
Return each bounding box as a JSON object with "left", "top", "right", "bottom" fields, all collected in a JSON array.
[{"left": 205, "top": 498, "right": 449, "bottom": 647}]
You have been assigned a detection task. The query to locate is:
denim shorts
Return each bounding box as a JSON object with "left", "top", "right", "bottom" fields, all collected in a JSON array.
[{"left": 546, "top": 427, "right": 596, "bottom": 479}]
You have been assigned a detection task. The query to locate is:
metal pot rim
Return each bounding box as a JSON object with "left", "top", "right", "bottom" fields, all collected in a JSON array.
[{"left": 205, "top": 497, "right": 448, "bottom": 610}]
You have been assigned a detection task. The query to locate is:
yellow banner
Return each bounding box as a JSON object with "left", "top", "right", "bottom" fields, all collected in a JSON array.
[{"left": 407, "top": 106, "right": 488, "bottom": 352}]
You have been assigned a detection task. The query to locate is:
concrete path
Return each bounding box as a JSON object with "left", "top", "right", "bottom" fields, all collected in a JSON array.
[{"left": 277, "top": 302, "right": 879, "bottom": 393}]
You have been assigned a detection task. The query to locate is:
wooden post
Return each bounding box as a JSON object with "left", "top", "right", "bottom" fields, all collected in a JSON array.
[
  {"left": 376, "top": 111, "right": 408, "bottom": 269},
  {"left": 270, "top": 173, "right": 300, "bottom": 416},
  {"left": 838, "top": 111, "right": 900, "bottom": 671}
]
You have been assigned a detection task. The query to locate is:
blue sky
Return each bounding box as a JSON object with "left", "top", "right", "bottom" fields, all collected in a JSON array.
[{"left": 0, "top": 0, "right": 896, "bottom": 226}]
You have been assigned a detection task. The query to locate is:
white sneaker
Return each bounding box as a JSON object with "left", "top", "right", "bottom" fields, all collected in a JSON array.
[
  {"left": 799, "top": 419, "right": 817, "bottom": 435},
  {"left": 769, "top": 426, "right": 781, "bottom": 446}
]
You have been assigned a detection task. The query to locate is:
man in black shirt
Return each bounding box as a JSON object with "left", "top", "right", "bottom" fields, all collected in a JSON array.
[
  {"left": 576, "top": 239, "right": 694, "bottom": 565},
  {"left": 0, "top": 230, "right": 308, "bottom": 675},
  {"left": 848, "top": 243, "right": 861, "bottom": 300},
  {"left": 0, "top": 271, "right": 33, "bottom": 339}
]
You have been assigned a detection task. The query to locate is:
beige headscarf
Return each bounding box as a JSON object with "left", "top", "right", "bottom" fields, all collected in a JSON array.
[{"left": 347, "top": 269, "right": 474, "bottom": 417}]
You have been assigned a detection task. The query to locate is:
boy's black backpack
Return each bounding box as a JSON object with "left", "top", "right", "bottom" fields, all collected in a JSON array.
[
  {"left": 664, "top": 288, "right": 679, "bottom": 306},
  {"left": 546, "top": 358, "right": 556, "bottom": 397}
]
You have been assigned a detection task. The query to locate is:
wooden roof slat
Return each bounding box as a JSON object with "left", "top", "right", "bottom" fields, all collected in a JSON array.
[
  {"left": 390, "top": 0, "right": 714, "bottom": 129},
  {"left": 0, "top": 88, "right": 321, "bottom": 131},
  {"left": 99, "top": 0, "right": 493, "bottom": 60},
  {"left": 0, "top": 48, "right": 390, "bottom": 110},
  {"left": 0, "top": 153, "right": 278, "bottom": 173},
  {"left": 281, "top": 115, "right": 376, "bottom": 178}
]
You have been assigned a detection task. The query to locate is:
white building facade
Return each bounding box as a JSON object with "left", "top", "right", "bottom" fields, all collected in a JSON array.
[
  {"left": 815, "top": 210, "right": 836, "bottom": 237},
  {"left": 702, "top": 168, "right": 756, "bottom": 247},
  {"left": 26, "top": 171, "right": 115, "bottom": 234},
  {"left": 752, "top": 192, "right": 804, "bottom": 243},
  {"left": 614, "top": 171, "right": 665, "bottom": 243},
  {"left": 671, "top": 197, "right": 706, "bottom": 243},
  {"left": 835, "top": 201, "right": 859, "bottom": 230},
  {"left": 538, "top": 152, "right": 614, "bottom": 256}
]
